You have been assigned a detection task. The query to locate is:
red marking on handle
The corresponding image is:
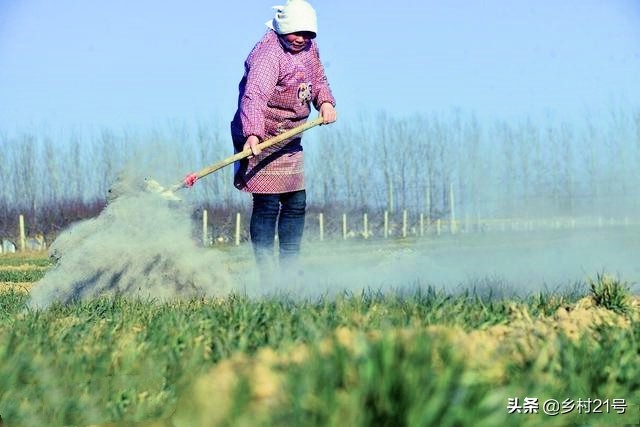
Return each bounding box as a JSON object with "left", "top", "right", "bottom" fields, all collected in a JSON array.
[{"left": 183, "top": 173, "right": 199, "bottom": 188}]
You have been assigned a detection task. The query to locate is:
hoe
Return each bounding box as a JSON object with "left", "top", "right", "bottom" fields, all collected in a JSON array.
[{"left": 145, "top": 116, "right": 324, "bottom": 200}]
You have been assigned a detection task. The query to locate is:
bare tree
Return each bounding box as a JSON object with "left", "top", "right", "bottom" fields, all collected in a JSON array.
[
  {"left": 42, "top": 136, "right": 62, "bottom": 206},
  {"left": 15, "top": 134, "right": 39, "bottom": 214},
  {"left": 0, "top": 131, "right": 13, "bottom": 208}
]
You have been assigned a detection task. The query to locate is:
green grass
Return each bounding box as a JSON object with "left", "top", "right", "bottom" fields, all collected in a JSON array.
[
  {"left": 0, "top": 253, "right": 52, "bottom": 267},
  {"left": 0, "top": 269, "right": 47, "bottom": 282},
  {"left": 0, "top": 253, "right": 51, "bottom": 283},
  {"left": 588, "top": 272, "right": 632, "bottom": 314},
  {"left": 0, "top": 254, "right": 638, "bottom": 426}
]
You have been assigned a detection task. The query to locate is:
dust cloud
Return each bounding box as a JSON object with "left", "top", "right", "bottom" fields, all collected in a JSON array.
[
  {"left": 27, "top": 167, "right": 640, "bottom": 310},
  {"left": 290, "top": 227, "right": 640, "bottom": 300},
  {"left": 27, "top": 174, "right": 239, "bottom": 310}
]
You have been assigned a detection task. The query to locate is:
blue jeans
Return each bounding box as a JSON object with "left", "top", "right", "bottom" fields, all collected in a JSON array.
[{"left": 250, "top": 190, "right": 306, "bottom": 269}]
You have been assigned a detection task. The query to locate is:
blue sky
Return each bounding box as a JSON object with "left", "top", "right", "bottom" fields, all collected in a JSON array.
[{"left": 1, "top": 0, "right": 639, "bottom": 136}]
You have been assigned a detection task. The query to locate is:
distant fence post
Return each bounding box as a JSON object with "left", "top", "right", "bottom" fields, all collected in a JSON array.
[
  {"left": 363, "top": 213, "right": 369, "bottom": 239},
  {"left": 402, "top": 210, "right": 407, "bottom": 238},
  {"left": 202, "top": 209, "right": 208, "bottom": 247},
  {"left": 449, "top": 183, "right": 457, "bottom": 234},
  {"left": 384, "top": 210, "right": 389, "bottom": 239},
  {"left": 235, "top": 212, "right": 241, "bottom": 246},
  {"left": 426, "top": 185, "right": 431, "bottom": 225},
  {"left": 319, "top": 213, "right": 324, "bottom": 241},
  {"left": 342, "top": 213, "right": 347, "bottom": 240},
  {"left": 19, "top": 214, "right": 26, "bottom": 252}
]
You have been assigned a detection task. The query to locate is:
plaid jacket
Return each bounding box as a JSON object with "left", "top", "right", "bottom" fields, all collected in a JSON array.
[{"left": 231, "top": 30, "right": 335, "bottom": 193}]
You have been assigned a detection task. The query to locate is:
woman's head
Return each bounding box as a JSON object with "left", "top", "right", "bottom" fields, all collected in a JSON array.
[
  {"left": 266, "top": 0, "right": 317, "bottom": 40},
  {"left": 279, "top": 31, "right": 315, "bottom": 53}
]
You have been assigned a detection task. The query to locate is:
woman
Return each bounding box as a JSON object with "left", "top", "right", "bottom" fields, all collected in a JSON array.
[{"left": 230, "top": 0, "right": 337, "bottom": 283}]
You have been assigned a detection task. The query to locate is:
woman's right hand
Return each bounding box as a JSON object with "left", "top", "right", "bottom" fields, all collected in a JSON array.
[
  {"left": 243, "top": 135, "right": 261, "bottom": 157},
  {"left": 320, "top": 102, "right": 337, "bottom": 124}
]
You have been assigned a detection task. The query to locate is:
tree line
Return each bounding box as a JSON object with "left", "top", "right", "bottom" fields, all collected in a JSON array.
[{"left": 1, "top": 109, "right": 639, "bottom": 241}]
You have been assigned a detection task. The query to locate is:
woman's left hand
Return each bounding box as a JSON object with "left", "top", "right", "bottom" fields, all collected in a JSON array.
[{"left": 319, "top": 102, "right": 337, "bottom": 124}]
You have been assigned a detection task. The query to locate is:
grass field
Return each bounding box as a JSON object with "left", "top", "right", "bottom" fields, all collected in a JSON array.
[{"left": 0, "top": 249, "right": 639, "bottom": 426}]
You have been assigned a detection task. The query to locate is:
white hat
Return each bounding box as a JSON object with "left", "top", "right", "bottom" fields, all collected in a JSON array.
[{"left": 265, "top": 0, "right": 317, "bottom": 36}]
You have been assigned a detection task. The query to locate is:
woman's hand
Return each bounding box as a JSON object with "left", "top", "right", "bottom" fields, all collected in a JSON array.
[
  {"left": 319, "top": 102, "right": 337, "bottom": 124},
  {"left": 243, "top": 135, "right": 261, "bottom": 156}
]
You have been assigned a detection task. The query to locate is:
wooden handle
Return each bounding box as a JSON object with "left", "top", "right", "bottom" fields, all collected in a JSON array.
[{"left": 170, "top": 116, "right": 324, "bottom": 192}]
